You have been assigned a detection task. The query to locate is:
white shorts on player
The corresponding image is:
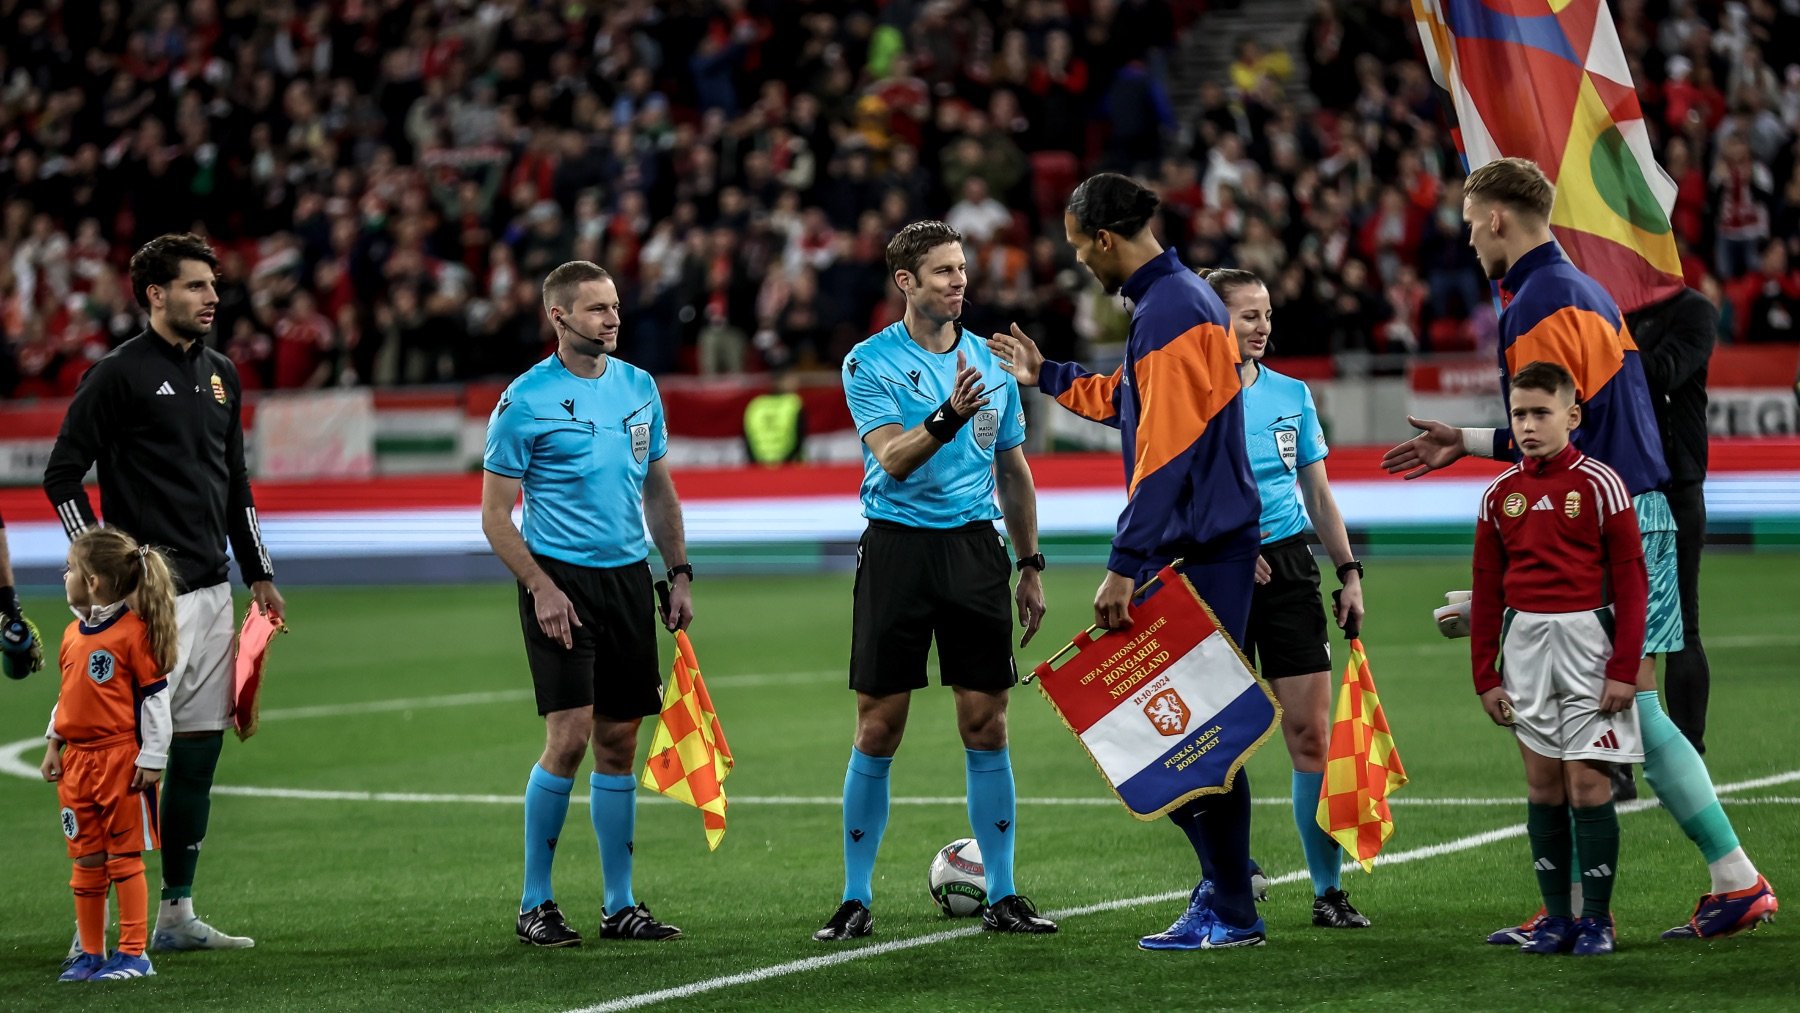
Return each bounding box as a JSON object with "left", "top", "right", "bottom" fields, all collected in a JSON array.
[
  {"left": 1501, "top": 608, "right": 1644, "bottom": 763},
  {"left": 170, "top": 582, "right": 236, "bottom": 733}
]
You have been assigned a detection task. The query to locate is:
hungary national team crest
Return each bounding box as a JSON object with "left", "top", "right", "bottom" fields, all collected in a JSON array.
[
  {"left": 86, "top": 649, "right": 116, "bottom": 685},
  {"left": 1503, "top": 492, "right": 1527, "bottom": 517},
  {"left": 972, "top": 409, "right": 997, "bottom": 449},
  {"left": 1275, "top": 429, "right": 1298, "bottom": 471},
  {"left": 210, "top": 372, "right": 227, "bottom": 404},
  {"left": 1564, "top": 491, "right": 1582, "bottom": 518},
  {"left": 629, "top": 423, "right": 651, "bottom": 463}
]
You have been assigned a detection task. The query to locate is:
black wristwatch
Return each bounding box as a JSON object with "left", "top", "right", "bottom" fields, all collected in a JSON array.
[
  {"left": 1335, "top": 560, "right": 1364, "bottom": 583},
  {"left": 1016, "top": 553, "right": 1046, "bottom": 573},
  {"left": 667, "top": 564, "right": 695, "bottom": 583}
]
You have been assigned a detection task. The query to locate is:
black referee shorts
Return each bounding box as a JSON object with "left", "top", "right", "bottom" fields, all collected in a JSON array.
[
  {"left": 1246, "top": 535, "right": 1332, "bottom": 679},
  {"left": 850, "top": 520, "right": 1018, "bottom": 695},
  {"left": 518, "top": 554, "right": 663, "bottom": 719}
]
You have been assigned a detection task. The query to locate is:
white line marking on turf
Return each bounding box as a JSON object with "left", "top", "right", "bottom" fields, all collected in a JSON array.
[
  {"left": 254, "top": 671, "right": 839, "bottom": 721},
  {"left": 8, "top": 734, "right": 1800, "bottom": 810},
  {"left": 561, "top": 768, "right": 1800, "bottom": 1013},
  {"left": 258, "top": 690, "right": 534, "bottom": 720}
]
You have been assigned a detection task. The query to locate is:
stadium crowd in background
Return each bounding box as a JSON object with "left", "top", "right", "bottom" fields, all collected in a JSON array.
[{"left": 1, "top": 0, "right": 1797, "bottom": 400}]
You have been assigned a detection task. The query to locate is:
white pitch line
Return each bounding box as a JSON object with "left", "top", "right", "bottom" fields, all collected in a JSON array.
[
  {"left": 254, "top": 671, "right": 840, "bottom": 722},
  {"left": 563, "top": 768, "right": 1800, "bottom": 1013}
]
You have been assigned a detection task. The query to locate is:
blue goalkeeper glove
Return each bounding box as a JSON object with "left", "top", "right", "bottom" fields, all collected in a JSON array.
[{"left": 1, "top": 587, "right": 43, "bottom": 680}]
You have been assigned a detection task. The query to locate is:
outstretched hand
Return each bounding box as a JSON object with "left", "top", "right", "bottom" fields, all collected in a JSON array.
[
  {"left": 1381, "top": 416, "right": 1467, "bottom": 480},
  {"left": 986, "top": 323, "right": 1044, "bottom": 386}
]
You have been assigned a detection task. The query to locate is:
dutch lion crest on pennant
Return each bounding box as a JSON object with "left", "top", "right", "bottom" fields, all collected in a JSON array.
[{"left": 1143, "top": 688, "right": 1191, "bottom": 737}]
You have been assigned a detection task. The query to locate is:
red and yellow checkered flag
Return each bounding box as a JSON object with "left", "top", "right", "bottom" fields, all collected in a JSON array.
[
  {"left": 1316, "top": 638, "right": 1407, "bottom": 872},
  {"left": 640, "top": 630, "right": 734, "bottom": 850}
]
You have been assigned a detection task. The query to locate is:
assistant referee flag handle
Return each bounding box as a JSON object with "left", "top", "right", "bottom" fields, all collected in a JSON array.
[{"left": 1333, "top": 560, "right": 1363, "bottom": 640}]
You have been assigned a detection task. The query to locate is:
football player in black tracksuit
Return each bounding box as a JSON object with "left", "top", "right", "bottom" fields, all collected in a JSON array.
[
  {"left": 44, "top": 233, "right": 285, "bottom": 953},
  {"left": 1626, "top": 287, "right": 1716, "bottom": 759}
]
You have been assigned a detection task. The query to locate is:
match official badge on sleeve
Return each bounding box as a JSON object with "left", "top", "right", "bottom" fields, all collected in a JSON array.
[
  {"left": 630, "top": 422, "right": 651, "bottom": 462},
  {"left": 973, "top": 409, "right": 998, "bottom": 449},
  {"left": 1276, "top": 429, "right": 1298, "bottom": 471}
]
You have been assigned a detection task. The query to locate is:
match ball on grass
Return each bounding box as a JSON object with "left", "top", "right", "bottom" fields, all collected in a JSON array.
[{"left": 928, "top": 838, "right": 987, "bottom": 916}]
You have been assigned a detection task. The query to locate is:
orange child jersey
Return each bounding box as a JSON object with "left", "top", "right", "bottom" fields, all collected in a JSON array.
[
  {"left": 54, "top": 611, "right": 167, "bottom": 746},
  {"left": 53, "top": 611, "right": 168, "bottom": 858}
]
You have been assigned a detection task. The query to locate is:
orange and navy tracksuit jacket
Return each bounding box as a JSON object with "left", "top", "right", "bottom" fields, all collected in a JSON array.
[
  {"left": 1037, "top": 248, "right": 1261, "bottom": 575},
  {"left": 1493, "top": 242, "right": 1670, "bottom": 497}
]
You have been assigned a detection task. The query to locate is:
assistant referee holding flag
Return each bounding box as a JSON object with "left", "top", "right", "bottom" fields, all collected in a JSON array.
[
  {"left": 483, "top": 260, "right": 695, "bottom": 948},
  {"left": 45, "top": 231, "right": 284, "bottom": 952},
  {"left": 813, "top": 221, "right": 1056, "bottom": 942}
]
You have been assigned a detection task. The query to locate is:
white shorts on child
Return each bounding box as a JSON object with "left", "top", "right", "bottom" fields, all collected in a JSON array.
[{"left": 1500, "top": 608, "right": 1644, "bottom": 764}]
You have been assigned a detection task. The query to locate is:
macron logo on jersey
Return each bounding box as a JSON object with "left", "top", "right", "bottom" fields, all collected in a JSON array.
[{"left": 154, "top": 381, "right": 176, "bottom": 395}]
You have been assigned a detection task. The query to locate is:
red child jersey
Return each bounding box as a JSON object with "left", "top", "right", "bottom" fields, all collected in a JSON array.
[
  {"left": 1471, "top": 443, "right": 1648, "bottom": 693},
  {"left": 54, "top": 611, "right": 167, "bottom": 747}
]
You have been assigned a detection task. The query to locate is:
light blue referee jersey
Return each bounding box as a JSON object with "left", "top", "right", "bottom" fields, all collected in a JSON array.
[
  {"left": 1241, "top": 365, "right": 1328, "bottom": 544},
  {"left": 843, "top": 322, "right": 1025, "bottom": 528},
  {"left": 483, "top": 353, "right": 667, "bottom": 569}
]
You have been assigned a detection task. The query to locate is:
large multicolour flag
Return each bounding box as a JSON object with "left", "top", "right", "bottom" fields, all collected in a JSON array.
[
  {"left": 640, "top": 631, "right": 734, "bottom": 850},
  {"left": 1029, "top": 566, "right": 1280, "bottom": 820},
  {"left": 1316, "top": 639, "right": 1408, "bottom": 871},
  {"left": 1413, "top": 0, "right": 1684, "bottom": 311}
]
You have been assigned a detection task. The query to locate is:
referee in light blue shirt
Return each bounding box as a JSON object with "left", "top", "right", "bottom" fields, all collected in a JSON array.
[
  {"left": 813, "top": 221, "right": 1057, "bottom": 942},
  {"left": 482, "top": 260, "right": 693, "bottom": 949},
  {"left": 1198, "top": 267, "right": 1372, "bottom": 930}
]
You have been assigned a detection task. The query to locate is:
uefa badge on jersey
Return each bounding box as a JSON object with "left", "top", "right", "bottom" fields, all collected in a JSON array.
[
  {"left": 1503, "top": 492, "right": 1527, "bottom": 517},
  {"left": 86, "top": 649, "right": 116, "bottom": 685},
  {"left": 629, "top": 422, "right": 651, "bottom": 463},
  {"left": 210, "top": 372, "right": 227, "bottom": 404},
  {"left": 1276, "top": 429, "right": 1299, "bottom": 472},
  {"left": 972, "top": 409, "right": 998, "bottom": 449},
  {"left": 1564, "top": 491, "right": 1582, "bottom": 518}
]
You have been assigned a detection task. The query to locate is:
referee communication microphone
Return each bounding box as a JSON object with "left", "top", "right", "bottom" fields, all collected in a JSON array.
[{"left": 558, "top": 314, "right": 608, "bottom": 350}]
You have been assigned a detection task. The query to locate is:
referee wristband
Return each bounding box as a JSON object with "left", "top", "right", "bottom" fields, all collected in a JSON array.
[{"left": 922, "top": 399, "right": 972, "bottom": 443}]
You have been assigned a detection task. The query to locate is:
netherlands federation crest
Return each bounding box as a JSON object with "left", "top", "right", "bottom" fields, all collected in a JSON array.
[
  {"left": 86, "top": 649, "right": 116, "bottom": 685},
  {"left": 629, "top": 423, "right": 651, "bottom": 463},
  {"left": 1275, "top": 429, "right": 1298, "bottom": 472},
  {"left": 1142, "top": 688, "right": 1191, "bottom": 737},
  {"left": 61, "top": 807, "right": 78, "bottom": 840},
  {"left": 972, "top": 409, "right": 998, "bottom": 449}
]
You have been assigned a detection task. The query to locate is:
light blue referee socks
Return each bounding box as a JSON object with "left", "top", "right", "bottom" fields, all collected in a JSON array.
[
  {"left": 966, "top": 747, "right": 1018, "bottom": 902},
  {"left": 590, "top": 772, "right": 639, "bottom": 916},
  {"left": 1292, "top": 769, "right": 1342, "bottom": 897},
  {"left": 522, "top": 764, "right": 574, "bottom": 912},
  {"left": 1637, "top": 691, "right": 1744, "bottom": 864},
  {"left": 841, "top": 748, "right": 893, "bottom": 906}
]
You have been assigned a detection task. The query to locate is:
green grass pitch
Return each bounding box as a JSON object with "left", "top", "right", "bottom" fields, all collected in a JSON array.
[{"left": 1, "top": 556, "right": 1795, "bottom": 1011}]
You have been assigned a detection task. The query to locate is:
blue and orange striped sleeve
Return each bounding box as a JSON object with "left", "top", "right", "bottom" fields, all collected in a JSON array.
[{"left": 1039, "top": 360, "right": 1123, "bottom": 428}]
